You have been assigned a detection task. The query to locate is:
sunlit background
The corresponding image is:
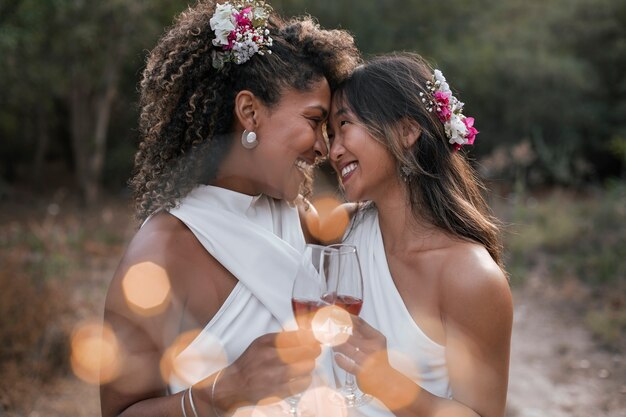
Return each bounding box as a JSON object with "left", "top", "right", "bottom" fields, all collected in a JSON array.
[{"left": 0, "top": 0, "right": 624, "bottom": 416}]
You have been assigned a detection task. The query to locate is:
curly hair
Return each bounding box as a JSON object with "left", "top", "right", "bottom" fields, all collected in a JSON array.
[
  {"left": 336, "top": 53, "right": 505, "bottom": 270},
  {"left": 131, "top": 1, "right": 361, "bottom": 220}
]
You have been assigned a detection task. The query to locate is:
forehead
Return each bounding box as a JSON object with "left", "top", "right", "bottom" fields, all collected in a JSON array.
[
  {"left": 330, "top": 92, "right": 352, "bottom": 119},
  {"left": 276, "top": 78, "right": 331, "bottom": 111}
]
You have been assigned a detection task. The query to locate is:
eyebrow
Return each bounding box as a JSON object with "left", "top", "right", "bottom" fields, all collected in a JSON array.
[
  {"left": 306, "top": 105, "right": 328, "bottom": 118},
  {"left": 333, "top": 107, "right": 350, "bottom": 118}
]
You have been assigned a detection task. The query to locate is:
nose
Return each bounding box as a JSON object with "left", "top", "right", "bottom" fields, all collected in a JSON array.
[
  {"left": 313, "top": 129, "right": 328, "bottom": 159},
  {"left": 329, "top": 137, "right": 344, "bottom": 164}
]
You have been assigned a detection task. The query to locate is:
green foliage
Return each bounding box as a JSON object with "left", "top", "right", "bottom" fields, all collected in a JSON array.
[
  {"left": 0, "top": 0, "right": 190, "bottom": 191},
  {"left": 1, "top": 0, "right": 625, "bottom": 188},
  {"left": 501, "top": 182, "right": 626, "bottom": 287},
  {"left": 585, "top": 307, "right": 626, "bottom": 348}
]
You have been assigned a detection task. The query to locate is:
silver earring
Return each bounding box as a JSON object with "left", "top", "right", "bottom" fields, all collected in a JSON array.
[
  {"left": 400, "top": 165, "right": 413, "bottom": 183},
  {"left": 241, "top": 130, "right": 258, "bottom": 149}
]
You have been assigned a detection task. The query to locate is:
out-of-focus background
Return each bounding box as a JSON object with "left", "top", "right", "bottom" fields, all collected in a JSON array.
[{"left": 0, "top": 0, "right": 624, "bottom": 416}]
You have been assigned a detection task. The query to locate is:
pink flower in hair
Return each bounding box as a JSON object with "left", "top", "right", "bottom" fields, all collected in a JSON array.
[
  {"left": 425, "top": 69, "right": 479, "bottom": 151},
  {"left": 463, "top": 117, "right": 478, "bottom": 145},
  {"left": 434, "top": 91, "right": 451, "bottom": 122},
  {"left": 235, "top": 7, "right": 253, "bottom": 27}
]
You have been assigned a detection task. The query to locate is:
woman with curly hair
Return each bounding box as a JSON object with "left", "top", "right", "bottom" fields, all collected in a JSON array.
[
  {"left": 326, "top": 54, "right": 512, "bottom": 417},
  {"left": 100, "top": 1, "right": 360, "bottom": 416}
]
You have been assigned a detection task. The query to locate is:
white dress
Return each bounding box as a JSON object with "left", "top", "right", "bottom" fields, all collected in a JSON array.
[
  {"left": 163, "top": 185, "right": 335, "bottom": 415},
  {"left": 343, "top": 208, "right": 452, "bottom": 416}
]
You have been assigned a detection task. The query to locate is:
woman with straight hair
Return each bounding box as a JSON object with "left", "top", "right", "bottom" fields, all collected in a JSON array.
[{"left": 326, "top": 53, "right": 513, "bottom": 417}]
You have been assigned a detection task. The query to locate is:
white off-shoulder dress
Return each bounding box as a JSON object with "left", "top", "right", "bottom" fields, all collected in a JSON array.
[{"left": 342, "top": 208, "right": 452, "bottom": 417}]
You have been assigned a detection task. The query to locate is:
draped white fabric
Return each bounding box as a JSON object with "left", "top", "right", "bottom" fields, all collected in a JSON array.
[
  {"left": 164, "top": 185, "right": 305, "bottom": 393},
  {"left": 343, "top": 208, "right": 452, "bottom": 416},
  {"left": 163, "top": 185, "right": 339, "bottom": 416}
]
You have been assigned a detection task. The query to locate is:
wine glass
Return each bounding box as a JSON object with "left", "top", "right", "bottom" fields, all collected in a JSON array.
[
  {"left": 288, "top": 244, "right": 331, "bottom": 416},
  {"left": 323, "top": 244, "right": 372, "bottom": 407}
]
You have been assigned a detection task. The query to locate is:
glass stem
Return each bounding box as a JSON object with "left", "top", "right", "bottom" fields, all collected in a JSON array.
[
  {"left": 286, "top": 394, "right": 300, "bottom": 417},
  {"left": 344, "top": 372, "right": 357, "bottom": 404}
]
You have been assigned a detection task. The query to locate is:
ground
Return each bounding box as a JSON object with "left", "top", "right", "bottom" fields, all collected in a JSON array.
[{"left": 508, "top": 282, "right": 626, "bottom": 417}]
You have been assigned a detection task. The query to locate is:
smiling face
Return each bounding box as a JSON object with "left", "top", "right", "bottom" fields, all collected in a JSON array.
[
  {"left": 251, "top": 78, "right": 331, "bottom": 201},
  {"left": 327, "top": 95, "right": 402, "bottom": 203}
]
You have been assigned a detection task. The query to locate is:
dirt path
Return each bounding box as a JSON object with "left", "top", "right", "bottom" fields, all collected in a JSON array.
[
  {"left": 507, "top": 285, "right": 625, "bottom": 417},
  {"left": 20, "top": 284, "right": 626, "bottom": 417}
]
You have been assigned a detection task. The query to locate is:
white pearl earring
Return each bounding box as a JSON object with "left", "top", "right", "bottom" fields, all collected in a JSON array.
[{"left": 241, "top": 130, "right": 258, "bottom": 149}]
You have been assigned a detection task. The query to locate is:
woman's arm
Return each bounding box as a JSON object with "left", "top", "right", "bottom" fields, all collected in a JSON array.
[{"left": 438, "top": 249, "right": 513, "bottom": 417}]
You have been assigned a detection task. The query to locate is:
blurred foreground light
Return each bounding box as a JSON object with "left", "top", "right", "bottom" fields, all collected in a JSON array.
[
  {"left": 231, "top": 405, "right": 275, "bottom": 417},
  {"left": 160, "top": 329, "right": 228, "bottom": 388},
  {"left": 311, "top": 305, "right": 351, "bottom": 347},
  {"left": 122, "top": 262, "right": 171, "bottom": 315},
  {"left": 298, "top": 386, "right": 347, "bottom": 417},
  {"left": 70, "top": 320, "right": 120, "bottom": 385},
  {"left": 359, "top": 350, "right": 419, "bottom": 410},
  {"left": 305, "top": 196, "right": 349, "bottom": 243}
]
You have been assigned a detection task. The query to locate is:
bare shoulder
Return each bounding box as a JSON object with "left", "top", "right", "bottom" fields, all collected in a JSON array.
[
  {"left": 112, "top": 212, "right": 205, "bottom": 289},
  {"left": 439, "top": 242, "right": 513, "bottom": 334},
  {"left": 123, "top": 211, "right": 201, "bottom": 264},
  {"left": 105, "top": 212, "right": 220, "bottom": 320}
]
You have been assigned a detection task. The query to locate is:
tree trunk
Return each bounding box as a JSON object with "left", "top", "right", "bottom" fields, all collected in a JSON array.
[
  {"left": 89, "top": 56, "right": 120, "bottom": 203},
  {"left": 33, "top": 107, "right": 49, "bottom": 188},
  {"left": 69, "top": 78, "right": 96, "bottom": 205},
  {"left": 68, "top": 54, "right": 121, "bottom": 206}
]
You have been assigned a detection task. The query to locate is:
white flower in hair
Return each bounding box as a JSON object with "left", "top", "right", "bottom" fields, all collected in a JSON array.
[
  {"left": 209, "top": 1, "right": 274, "bottom": 69},
  {"left": 254, "top": 6, "right": 269, "bottom": 20},
  {"left": 433, "top": 69, "right": 451, "bottom": 94},
  {"left": 233, "top": 39, "right": 260, "bottom": 64},
  {"left": 446, "top": 114, "right": 469, "bottom": 147},
  {"left": 210, "top": 3, "right": 236, "bottom": 47}
]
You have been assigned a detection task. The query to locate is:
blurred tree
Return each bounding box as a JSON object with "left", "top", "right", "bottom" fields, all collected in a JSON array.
[
  {"left": 1, "top": 0, "right": 624, "bottom": 198},
  {"left": 0, "top": 0, "right": 188, "bottom": 203},
  {"left": 557, "top": 0, "right": 626, "bottom": 179}
]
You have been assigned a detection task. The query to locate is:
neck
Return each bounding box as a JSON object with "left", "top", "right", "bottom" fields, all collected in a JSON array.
[
  {"left": 373, "top": 182, "right": 439, "bottom": 254},
  {"left": 211, "top": 141, "right": 260, "bottom": 196}
]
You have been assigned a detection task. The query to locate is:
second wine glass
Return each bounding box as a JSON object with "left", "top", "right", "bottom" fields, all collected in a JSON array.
[{"left": 323, "top": 244, "right": 372, "bottom": 408}]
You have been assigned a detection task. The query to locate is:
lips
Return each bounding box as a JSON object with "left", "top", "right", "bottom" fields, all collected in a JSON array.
[{"left": 340, "top": 161, "right": 358, "bottom": 182}]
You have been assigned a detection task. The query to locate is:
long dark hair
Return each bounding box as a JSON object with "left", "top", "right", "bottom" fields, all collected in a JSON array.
[
  {"left": 335, "top": 53, "right": 504, "bottom": 269},
  {"left": 131, "top": 0, "right": 361, "bottom": 220}
]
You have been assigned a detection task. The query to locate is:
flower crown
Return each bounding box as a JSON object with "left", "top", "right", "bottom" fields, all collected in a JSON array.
[
  {"left": 420, "top": 69, "right": 478, "bottom": 150},
  {"left": 209, "top": 1, "right": 274, "bottom": 69}
]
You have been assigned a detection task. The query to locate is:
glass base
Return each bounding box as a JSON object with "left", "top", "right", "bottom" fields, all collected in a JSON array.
[
  {"left": 328, "top": 387, "right": 372, "bottom": 408},
  {"left": 341, "top": 389, "right": 372, "bottom": 408}
]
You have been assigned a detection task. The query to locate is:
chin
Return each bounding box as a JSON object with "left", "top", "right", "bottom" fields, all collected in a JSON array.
[
  {"left": 282, "top": 186, "right": 301, "bottom": 202},
  {"left": 343, "top": 187, "right": 363, "bottom": 203},
  {"left": 265, "top": 183, "right": 300, "bottom": 202}
]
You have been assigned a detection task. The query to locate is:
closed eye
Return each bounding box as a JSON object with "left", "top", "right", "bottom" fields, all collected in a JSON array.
[{"left": 307, "top": 117, "right": 323, "bottom": 128}]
